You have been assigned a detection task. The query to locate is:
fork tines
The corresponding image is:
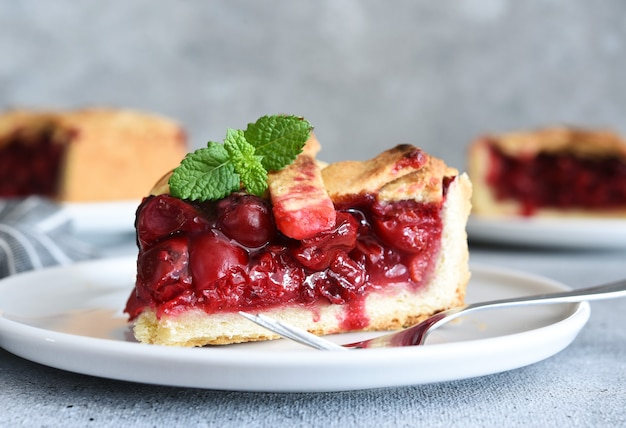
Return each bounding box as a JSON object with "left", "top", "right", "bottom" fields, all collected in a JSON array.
[{"left": 238, "top": 312, "right": 347, "bottom": 351}]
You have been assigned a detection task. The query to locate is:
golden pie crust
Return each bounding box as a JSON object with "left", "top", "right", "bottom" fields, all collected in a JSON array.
[
  {"left": 476, "top": 126, "right": 626, "bottom": 159},
  {"left": 322, "top": 144, "right": 458, "bottom": 204}
]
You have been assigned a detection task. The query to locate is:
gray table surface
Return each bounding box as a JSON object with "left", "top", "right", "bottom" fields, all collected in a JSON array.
[{"left": 2, "top": 236, "right": 625, "bottom": 427}]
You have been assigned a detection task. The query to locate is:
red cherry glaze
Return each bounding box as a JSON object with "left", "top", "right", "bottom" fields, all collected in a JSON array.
[
  {"left": 125, "top": 235, "right": 192, "bottom": 318},
  {"left": 372, "top": 201, "right": 441, "bottom": 254},
  {"left": 126, "top": 183, "right": 450, "bottom": 327},
  {"left": 324, "top": 251, "right": 368, "bottom": 303},
  {"left": 352, "top": 236, "right": 409, "bottom": 283},
  {"left": 486, "top": 143, "right": 626, "bottom": 215},
  {"left": 246, "top": 250, "right": 303, "bottom": 306},
  {"left": 392, "top": 146, "right": 428, "bottom": 173},
  {"left": 290, "top": 212, "right": 358, "bottom": 270}
]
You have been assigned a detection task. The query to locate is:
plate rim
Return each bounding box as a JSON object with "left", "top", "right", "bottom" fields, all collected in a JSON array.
[
  {"left": 467, "top": 214, "right": 626, "bottom": 249},
  {"left": 0, "top": 257, "right": 590, "bottom": 392}
]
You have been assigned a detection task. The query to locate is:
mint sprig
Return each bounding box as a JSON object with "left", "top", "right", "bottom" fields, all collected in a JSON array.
[
  {"left": 224, "top": 128, "right": 267, "bottom": 197},
  {"left": 245, "top": 115, "right": 314, "bottom": 171},
  {"left": 168, "top": 115, "right": 312, "bottom": 201},
  {"left": 168, "top": 143, "right": 240, "bottom": 201}
]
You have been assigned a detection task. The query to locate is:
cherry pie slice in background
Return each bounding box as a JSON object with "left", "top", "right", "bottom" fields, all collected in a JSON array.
[
  {"left": 469, "top": 127, "right": 626, "bottom": 218},
  {"left": 0, "top": 108, "right": 187, "bottom": 202}
]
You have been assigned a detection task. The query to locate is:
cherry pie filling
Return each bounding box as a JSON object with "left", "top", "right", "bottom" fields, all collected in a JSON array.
[
  {"left": 486, "top": 143, "right": 626, "bottom": 216},
  {"left": 125, "top": 179, "right": 453, "bottom": 329},
  {"left": 0, "top": 127, "right": 67, "bottom": 198}
]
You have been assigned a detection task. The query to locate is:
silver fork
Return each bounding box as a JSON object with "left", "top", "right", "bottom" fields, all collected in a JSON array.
[{"left": 240, "top": 278, "right": 626, "bottom": 350}]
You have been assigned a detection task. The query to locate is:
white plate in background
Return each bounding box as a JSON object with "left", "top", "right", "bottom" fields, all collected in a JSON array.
[
  {"left": 62, "top": 200, "right": 138, "bottom": 241},
  {"left": 467, "top": 215, "right": 626, "bottom": 250},
  {"left": 0, "top": 258, "right": 589, "bottom": 392}
]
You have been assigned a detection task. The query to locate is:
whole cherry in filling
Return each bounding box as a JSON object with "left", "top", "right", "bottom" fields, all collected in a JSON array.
[
  {"left": 125, "top": 186, "right": 448, "bottom": 321},
  {"left": 135, "top": 194, "right": 211, "bottom": 250},
  {"left": 190, "top": 231, "right": 249, "bottom": 289},
  {"left": 216, "top": 193, "right": 276, "bottom": 248}
]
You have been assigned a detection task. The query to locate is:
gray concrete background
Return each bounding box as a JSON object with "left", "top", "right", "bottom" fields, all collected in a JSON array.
[{"left": 2, "top": 1, "right": 625, "bottom": 171}]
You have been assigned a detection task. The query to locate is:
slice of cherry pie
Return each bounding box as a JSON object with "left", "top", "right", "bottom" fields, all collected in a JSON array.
[
  {"left": 124, "top": 127, "right": 472, "bottom": 346},
  {"left": 469, "top": 127, "right": 626, "bottom": 218}
]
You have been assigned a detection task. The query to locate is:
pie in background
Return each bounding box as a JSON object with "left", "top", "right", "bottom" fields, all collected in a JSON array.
[
  {"left": 469, "top": 127, "right": 626, "bottom": 218},
  {"left": 0, "top": 108, "right": 188, "bottom": 202}
]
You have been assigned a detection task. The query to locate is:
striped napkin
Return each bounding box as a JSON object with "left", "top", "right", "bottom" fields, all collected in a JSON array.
[{"left": 0, "top": 197, "right": 98, "bottom": 279}]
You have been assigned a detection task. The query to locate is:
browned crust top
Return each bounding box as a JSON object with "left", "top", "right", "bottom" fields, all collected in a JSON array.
[
  {"left": 0, "top": 107, "right": 186, "bottom": 147},
  {"left": 321, "top": 144, "right": 458, "bottom": 204},
  {"left": 151, "top": 140, "right": 459, "bottom": 206},
  {"left": 475, "top": 126, "right": 626, "bottom": 159}
]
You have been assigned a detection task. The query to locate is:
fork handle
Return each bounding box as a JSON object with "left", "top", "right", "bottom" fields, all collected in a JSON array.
[
  {"left": 466, "top": 278, "right": 626, "bottom": 313},
  {"left": 397, "top": 278, "right": 626, "bottom": 347}
]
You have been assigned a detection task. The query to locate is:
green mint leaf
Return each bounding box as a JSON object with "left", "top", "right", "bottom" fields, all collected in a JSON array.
[
  {"left": 244, "top": 115, "right": 312, "bottom": 171},
  {"left": 238, "top": 160, "right": 268, "bottom": 197},
  {"left": 168, "top": 142, "right": 240, "bottom": 201},
  {"left": 167, "top": 114, "right": 313, "bottom": 202},
  {"left": 224, "top": 128, "right": 268, "bottom": 196}
]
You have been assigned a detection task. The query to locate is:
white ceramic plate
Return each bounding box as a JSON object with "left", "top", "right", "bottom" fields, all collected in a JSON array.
[
  {"left": 467, "top": 215, "right": 626, "bottom": 249},
  {"left": 61, "top": 200, "right": 139, "bottom": 234},
  {"left": 0, "top": 258, "right": 589, "bottom": 392}
]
